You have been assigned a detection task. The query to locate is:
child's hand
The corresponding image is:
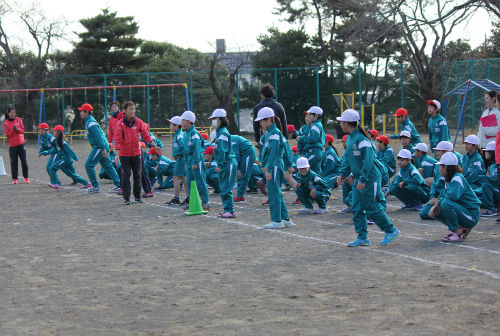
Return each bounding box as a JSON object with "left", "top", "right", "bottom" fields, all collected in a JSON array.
[
  {"left": 215, "top": 167, "right": 220, "bottom": 173},
  {"left": 192, "top": 164, "right": 198, "bottom": 170},
  {"left": 399, "top": 182, "right": 405, "bottom": 189},
  {"left": 357, "top": 182, "right": 365, "bottom": 190},
  {"left": 310, "top": 188, "right": 317, "bottom": 198},
  {"left": 102, "top": 151, "right": 107, "bottom": 158},
  {"left": 266, "top": 171, "right": 272, "bottom": 181},
  {"left": 418, "top": 168, "right": 423, "bottom": 174},
  {"left": 336, "top": 176, "right": 343, "bottom": 185}
]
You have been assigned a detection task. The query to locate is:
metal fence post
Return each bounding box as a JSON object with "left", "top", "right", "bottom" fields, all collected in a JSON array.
[
  {"left": 189, "top": 71, "right": 193, "bottom": 111},
  {"left": 358, "top": 63, "right": 363, "bottom": 110}
]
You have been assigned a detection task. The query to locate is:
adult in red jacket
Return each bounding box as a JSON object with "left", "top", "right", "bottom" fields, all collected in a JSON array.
[
  {"left": 107, "top": 101, "right": 122, "bottom": 147},
  {"left": 494, "top": 92, "right": 500, "bottom": 222},
  {"left": 2, "top": 106, "right": 29, "bottom": 184},
  {"left": 115, "top": 101, "right": 160, "bottom": 204}
]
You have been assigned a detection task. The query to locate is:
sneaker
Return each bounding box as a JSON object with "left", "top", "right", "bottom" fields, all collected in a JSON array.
[
  {"left": 123, "top": 200, "right": 131, "bottom": 205},
  {"left": 262, "top": 199, "right": 270, "bottom": 205},
  {"left": 134, "top": 198, "right": 143, "bottom": 204},
  {"left": 154, "top": 187, "right": 165, "bottom": 192},
  {"left": 233, "top": 196, "right": 246, "bottom": 203},
  {"left": 12, "top": 179, "right": 18, "bottom": 184},
  {"left": 293, "top": 198, "right": 302, "bottom": 206},
  {"left": 441, "top": 231, "right": 463, "bottom": 242},
  {"left": 256, "top": 180, "right": 267, "bottom": 195},
  {"left": 314, "top": 208, "right": 328, "bottom": 214},
  {"left": 481, "top": 209, "right": 497, "bottom": 217},
  {"left": 202, "top": 203, "right": 211, "bottom": 211},
  {"left": 283, "top": 219, "right": 295, "bottom": 227},
  {"left": 70, "top": 181, "right": 78, "bottom": 185},
  {"left": 87, "top": 187, "right": 100, "bottom": 193},
  {"left": 48, "top": 183, "right": 60, "bottom": 190},
  {"left": 401, "top": 204, "right": 416, "bottom": 210},
  {"left": 380, "top": 228, "right": 401, "bottom": 246},
  {"left": 143, "top": 192, "right": 154, "bottom": 198},
  {"left": 180, "top": 197, "right": 190, "bottom": 206},
  {"left": 339, "top": 206, "right": 351, "bottom": 214},
  {"left": 150, "top": 177, "right": 157, "bottom": 186},
  {"left": 264, "top": 221, "right": 285, "bottom": 229},
  {"left": 248, "top": 189, "right": 259, "bottom": 194},
  {"left": 24, "top": 178, "right": 30, "bottom": 184},
  {"left": 382, "top": 187, "right": 390, "bottom": 197},
  {"left": 167, "top": 197, "right": 181, "bottom": 205},
  {"left": 80, "top": 183, "right": 92, "bottom": 189},
  {"left": 413, "top": 204, "right": 423, "bottom": 211},
  {"left": 367, "top": 218, "right": 375, "bottom": 225},
  {"left": 348, "top": 238, "right": 371, "bottom": 247},
  {"left": 457, "top": 227, "right": 471, "bottom": 240},
  {"left": 109, "top": 186, "right": 121, "bottom": 193},
  {"left": 117, "top": 189, "right": 123, "bottom": 195},
  {"left": 218, "top": 212, "right": 236, "bottom": 218},
  {"left": 299, "top": 208, "right": 314, "bottom": 214}
]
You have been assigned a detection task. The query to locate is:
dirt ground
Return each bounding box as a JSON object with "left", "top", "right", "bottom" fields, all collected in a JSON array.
[{"left": 0, "top": 137, "right": 499, "bottom": 336}]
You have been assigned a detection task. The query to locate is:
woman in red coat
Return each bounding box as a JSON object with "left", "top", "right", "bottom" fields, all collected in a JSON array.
[{"left": 3, "top": 106, "right": 29, "bottom": 184}]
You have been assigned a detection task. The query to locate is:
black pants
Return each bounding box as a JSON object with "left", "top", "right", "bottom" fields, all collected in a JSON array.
[
  {"left": 9, "top": 144, "right": 28, "bottom": 180},
  {"left": 497, "top": 166, "right": 500, "bottom": 209},
  {"left": 120, "top": 155, "right": 142, "bottom": 201},
  {"left": 140, "top": 151, "right": 152, "bottom": 193}
]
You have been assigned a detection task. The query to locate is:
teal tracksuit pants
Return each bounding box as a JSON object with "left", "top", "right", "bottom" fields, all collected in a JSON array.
[
  {"left": 247, "top": 164, "right": 264, "bottom": 191},
  {"left": 434, "top": 198, "right": 480, "bottom": 231},
  {"left": 186, "top": 160, "right": 209, "bottom": 205},
  {"left": 49, "top": 160, "right": 88, "bottom": 186},
  {"left": 268, "top": 166, "right": 289, "bottom": 222},
  {"left": 324, "top": 174, "right": 339, "bottom": 189},
  {"left": 342, "top": 181, "right": 353, "bottom": 207},
  {"left": 304, "top": 149, "right": 323, "bottom": 175},
  {"left": 296, "top": 186, "right": 329, "bottom": 209},
  {"left": 46, "top": 154, "right": 61, "bottom": 185},
  {"left": 390, "top": 184, "right": 430, "bottom": 206},
  {"left": 219, "top": 158, "right": 238, "bottom": 212},
  {"left": 237, "top": 152, "right": 256, "bottom": 197},
  {"left": 85, "top": 148, "right": 120, "bottom": 188},
  {"left": 478, "top": 184, "right": 499, "bottom": 210}
]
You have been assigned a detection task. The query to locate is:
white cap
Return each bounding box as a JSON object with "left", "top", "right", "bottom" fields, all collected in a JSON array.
[
  {"left": 306, "top": 106, "right": 323, "bottom": 115},
  {"left": 433, "top": 141, "right": 453, "bottom": 152},
  {"left": 181, "top": 111, "right": 196, "bottom": 123},
  {"left": 414, "top": 143, "right": 428, "bottom": 153},
  {"left": 296, "top": 157, "right": 310, "bottom": 169},
  {"left": 167, "top": 116, "right": 182, "bottom": 126},
  {"left": 254, "top": 107, "right": 275, "bottom": 121},
  {"left": 336, "top": 109, "right": 360, "bottom": 122},
  {"left": 436, "top": 152, "right": 459, "bottom": 166},
  {"left": 399, "top": 130, "right": 411, "bottom": 138},
  {"left": 428, "top": 99, "right": 441, "bottom": 110},
  {"left": 397, "top": 149, "right": 413, "bottom": 159},
  {"left": 210, "top": 130, "right": 216, "bottom": 142},
  {"left": 485, "top": 140, "right": 496, "bottom": 151},
  {"left": 464, "top": 134, "right": 479, "bottom": 145},
  {"left": 209, "top": 108, "right": 227, "bottom": 119}
]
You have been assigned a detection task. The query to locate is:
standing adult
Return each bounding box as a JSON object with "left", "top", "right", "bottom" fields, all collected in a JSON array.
[
  {"left": 253, "top": 83, "right": 288, "bottom": 143},
  {"left": 494, "top": 92, "right": 500, "bottom": 222},
  {"left": 2, "top": 106, "right": 29, "bottom": 184},
  {"left": 477, "top": 90, "right": 500, "bottom": 149}
]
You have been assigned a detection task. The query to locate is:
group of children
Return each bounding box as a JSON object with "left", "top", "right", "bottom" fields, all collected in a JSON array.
[{"left": 32, "top": 96, "right": 498, "bottom": 246}]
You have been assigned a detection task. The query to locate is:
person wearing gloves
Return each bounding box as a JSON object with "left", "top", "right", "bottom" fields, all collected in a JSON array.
[
  {"left": 166, "top": 116, "right": 188, "bottom": 206},
  {"left": 79, "top": 103, "right": 121, "bottom": 194},
  {"left": 339, "top": 134, "right": 353, "bottom": 214},
  {"left": 255, "top": 107, "right": 293, "bottom": 229},
  {"left": 42, "top": 125, "right": 90, "bottom": 190},
  {"left": 375, "top": 135, "right": 396, "bottom": 179},
  {"left": 3, "top": 106, "right": 29, "bottom": 184},
  {"left": 390, "top": 108, "right": 422, "bottom": 145},
  {"left": 413, "top": 143, "right": 436, "bottom": 183},
  {"left": 115, "top": 101, "right": 160, "bottom": 205},
  {"left": 322, "top": 134, "right": 341, "bottom": 189},
  {"left": 297, "top": 106, "right": 326, "bottom": 174},
  {"left": 477, "top": 91, "right": 499, "bottom": 148},
  {"left": 203, "top": 146, "right": 220, "bottom": 193},
  {"left": 209, "top": 109, "right": 237, "bottom": 218},
  {"left": 476, "top": 141, "right": 498, "bottom": 217},
  {"left": 37, "top": 123, "right": 59, "bottom": 184},
  {"left": 293, "top": 157, "right": 331, "bottom": 214},
  {"left": 427, "top": 100, "right": 451, "bottom": 157},
  {"left": 389, "top": 149, "right": 430, "bottom": 211},
  {"left": 230, "top": 134, "right": 257, "bottom": 203},
  {"left": 182, "top": 110, "right": 211, "bottom": 210},
  {"left": 336, "top": 109, "right": 400, "bottom": 247},
  {"left": 428, "top": 152, "right": 481, "bottom": 242},
  {"left": 147, "top": 147, "right": 174, "bottom": 190},
  {"left": 461, "top": 134, "right": 485, "bottom": 190},
  {"left": 399, "top": 130, "right": 415, "bottom": 154}
]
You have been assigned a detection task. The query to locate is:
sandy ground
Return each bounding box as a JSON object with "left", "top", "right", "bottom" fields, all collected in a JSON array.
[{"left": 0, "top": 137, "right": 499, "bottom": 336}]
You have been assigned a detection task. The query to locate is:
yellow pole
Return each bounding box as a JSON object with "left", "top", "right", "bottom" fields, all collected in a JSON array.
[
  {"left": 383, "top": 114, "right": 386, "bottom": 135},
  {"left": 340, "top": 92, "right": 343, "bottom": 113},
  {"left": 361, "top": 105, "right": 365, "bottom": 129},
  {"left": 395, "top": 114, "right": 398, "bottom": 135},
  {"left": 371, "top": 104, "right": 375, "bottom": 130}
]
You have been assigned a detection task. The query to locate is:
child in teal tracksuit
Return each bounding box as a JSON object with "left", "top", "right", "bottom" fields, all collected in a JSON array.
[
  {"left": 339, "top": 135, "right": 353, "bottom": 214},
  {"left": 203, "top": 146, "right": 220, "bottom": 193},
  {"left": 461, "top": 135, "right": 485, "bottom": 190},
  {"left": 375, "top": 135, "right": 396, "bottom": 179},
  {"left": 413, "top": 143, "right": 436, "bottom": 180},
  {"left": 337, "top": 109, "right": 399, "bottom": 246},
  {"left": 247, "top": 163, "right": 265, "bottom": 193},
  {"left": 181, "top": 111, "right": 210, "bottom": 210},
  {"left": 291, "top": 146, "right": 300, "bottom": 168},
  {"left": 294, "top": 157, "right": 331, "bottom": 214},
  {"left": 389, "top": 149, "right": 430, "bottom": 211},
  {"left": 390, "top": 108, "right": 422, "bottom": 145},
  {"left": 297, "top": 106, "right": 325, "bottom": 174},
  {"left": 322, "top": 134, "right": 341, "bottom": 188},
  {"left": 427, "top": 100, "right": 450, "bottom": 157},
  {"left": 144, "top": 147, "right": 174, "bottom": 189},
  {"left": 428, "top": 152, "right": 481, "bottom": 242},
  {"left": 256, "top": 107, "right": 293, "bottom": 229},
  {"left": 143, "top": 124, "right": 164, "bottom": 150},
  {"left": 399, "top": 130, "right": 415, "bottom": 154},
  {"left": 99, "top": 144, "right": 119, "bottom": 180},
  {"left": 42, "top": 125, "right": 89, "bottom": 190},
  {"left": 209, "top": 109, "right": 237, "bottom": 218},
  {"left": 38, "top": 123, "right": 60, "bottom": 185},
  {"left": 231, "top": 135, "right": 256, "bottom": 202},
  {"left": 167, "top": 116, "right": 188, "bottom": 206},
  {"left": 476, "top": 141, "right": 498, "bottom": 217}
]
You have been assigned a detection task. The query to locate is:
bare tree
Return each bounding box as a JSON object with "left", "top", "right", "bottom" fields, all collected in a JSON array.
[{"left": 0, "top": 0, "right": 65, "bottom": 130}]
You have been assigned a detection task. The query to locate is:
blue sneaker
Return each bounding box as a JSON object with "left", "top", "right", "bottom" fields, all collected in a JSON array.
[
  {"left": 413, "top": 204, "right": 423, "bottom": 211},
  {"left": 401, "top": 204, "right": 415, "bottom": 210},
  {"left": 264, "top": 221, "right": 285, "bottom": 229},
  {"left": 348, "top": 238, "right": 371, "bottom": 247},
  {"left": 380, "top": 228, "right": 400, "bottom": 246}
]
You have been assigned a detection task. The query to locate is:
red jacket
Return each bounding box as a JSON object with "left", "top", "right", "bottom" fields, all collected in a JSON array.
[
  {"left": 3, "top": 117, "right": 26, "bottom": 147},
  {"left": 495, "top": 126, "right": 500, "bottom": 164},
  {"left": 115, "top": 116, "right": 153, "bottom": 157},
  {"left": 108, "top": 111, "right": 123, "bottom": 149}
]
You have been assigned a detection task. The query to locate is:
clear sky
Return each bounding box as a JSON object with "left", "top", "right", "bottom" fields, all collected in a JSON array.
[{"left": 5, "top": 0, "right": 494, "bottom": 54}]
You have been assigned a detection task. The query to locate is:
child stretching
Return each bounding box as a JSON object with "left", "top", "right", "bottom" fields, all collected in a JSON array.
[
  {"left": 461, "top": 134, "right": 485, "bottom": 190},
  {"left": 231, "top": 134, "right": 257, "bottom": 203},
  {"left": 99, "top": 144, "right": 119, "bottom": 180},
  {"left": 390, "top": 108, "right": 422, "bottom": 145},
  {"left": 203, "top": 146, "right": 220, "bottom": 193},
  {"left": 297, "top": 106, "right": 325, "bottom": 174},
  {"left": 166, "top": 116, "right": 188, "bottom": 206},
  {"left": 477, "top": 141, "right": 498, "bottom": 217},
  {"left": 339, "top": 135, "right": 353, "bottom": 214},
  {"left": 293, "top": 157, "right": 331, "bottom": 214},
  {"left": 375, "top": 135, "right": 396, "bottom": 179},
  {"left": 38, "top": 123, "right": 60, "bottom": 185},
  {"left": 321, "top": 134, "right": 341, "bottom": 189},
  {"left": 147, "top": 147, "right": 174, "bottom": 190}
]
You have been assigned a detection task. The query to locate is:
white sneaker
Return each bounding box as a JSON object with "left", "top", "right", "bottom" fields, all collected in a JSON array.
[
  {"left": 109, "top": 186, "right": 121, "bottom": 193},
  {"left": 298, "top": 208, "right": 314, "bottom": 214},
  {"left": 264, "top": 221, "right": 285, "bottom": 229},
  {"left": 339, "top": 206, "right": 351, "bottom": 214},
  {"left": 283, "top": 219, "right": 295, "bottom": 227},
  {"left": 87, "top": 187, "right": 100, "bottom": 193},
  {"left": 314, "top": 208, "right": 328, "bottom": 214}
]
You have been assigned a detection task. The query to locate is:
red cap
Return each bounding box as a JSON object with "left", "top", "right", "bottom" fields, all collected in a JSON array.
[
  {"left": 53, "top": 125, "right": 64, "bottom": 132},
  {"left": 369, "top": 129, "right": 379, "bottom": 138},
  {"left": 145, "top": 123, "right": 150, "bottom": 129},
  {"left": 203, "top": 146, "right": 214, "bottom": 155},
  {"left": 291, "top": 145, "right": 298, "bottom": 152},
  {"left": 325, "top": 134, "right": 334, "bottom": 143},
  {"left": 147, "top": 147, "right": 159, "bottom": 155},
  {"left": 394, "top": 108, "right": 408, "bottom": 117},
  {"left": 38, "top": 122, "right": 49, "bottom": 129},
  {"left": 376, "top": 135, "right": 389, "bottom": 145},
  {"left": 287, "top": 124, "right": 296, "bottom": 133},
  {"left": 201, "top": 132, "right": 209, "bottom": 140},
  {"left": 140, "top": 142, "right": 146, "bottom": 148},
  {"left": 342, "top": 135, "right": 348, "bottom": 142},
  {"left": 77, "top": 103, "right": 93, "bottom": 111}
]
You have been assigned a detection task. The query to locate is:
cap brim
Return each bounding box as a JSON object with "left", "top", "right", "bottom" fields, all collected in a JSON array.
[{"left": 336, "top": 117, "right": 343, "bottom": 121}]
